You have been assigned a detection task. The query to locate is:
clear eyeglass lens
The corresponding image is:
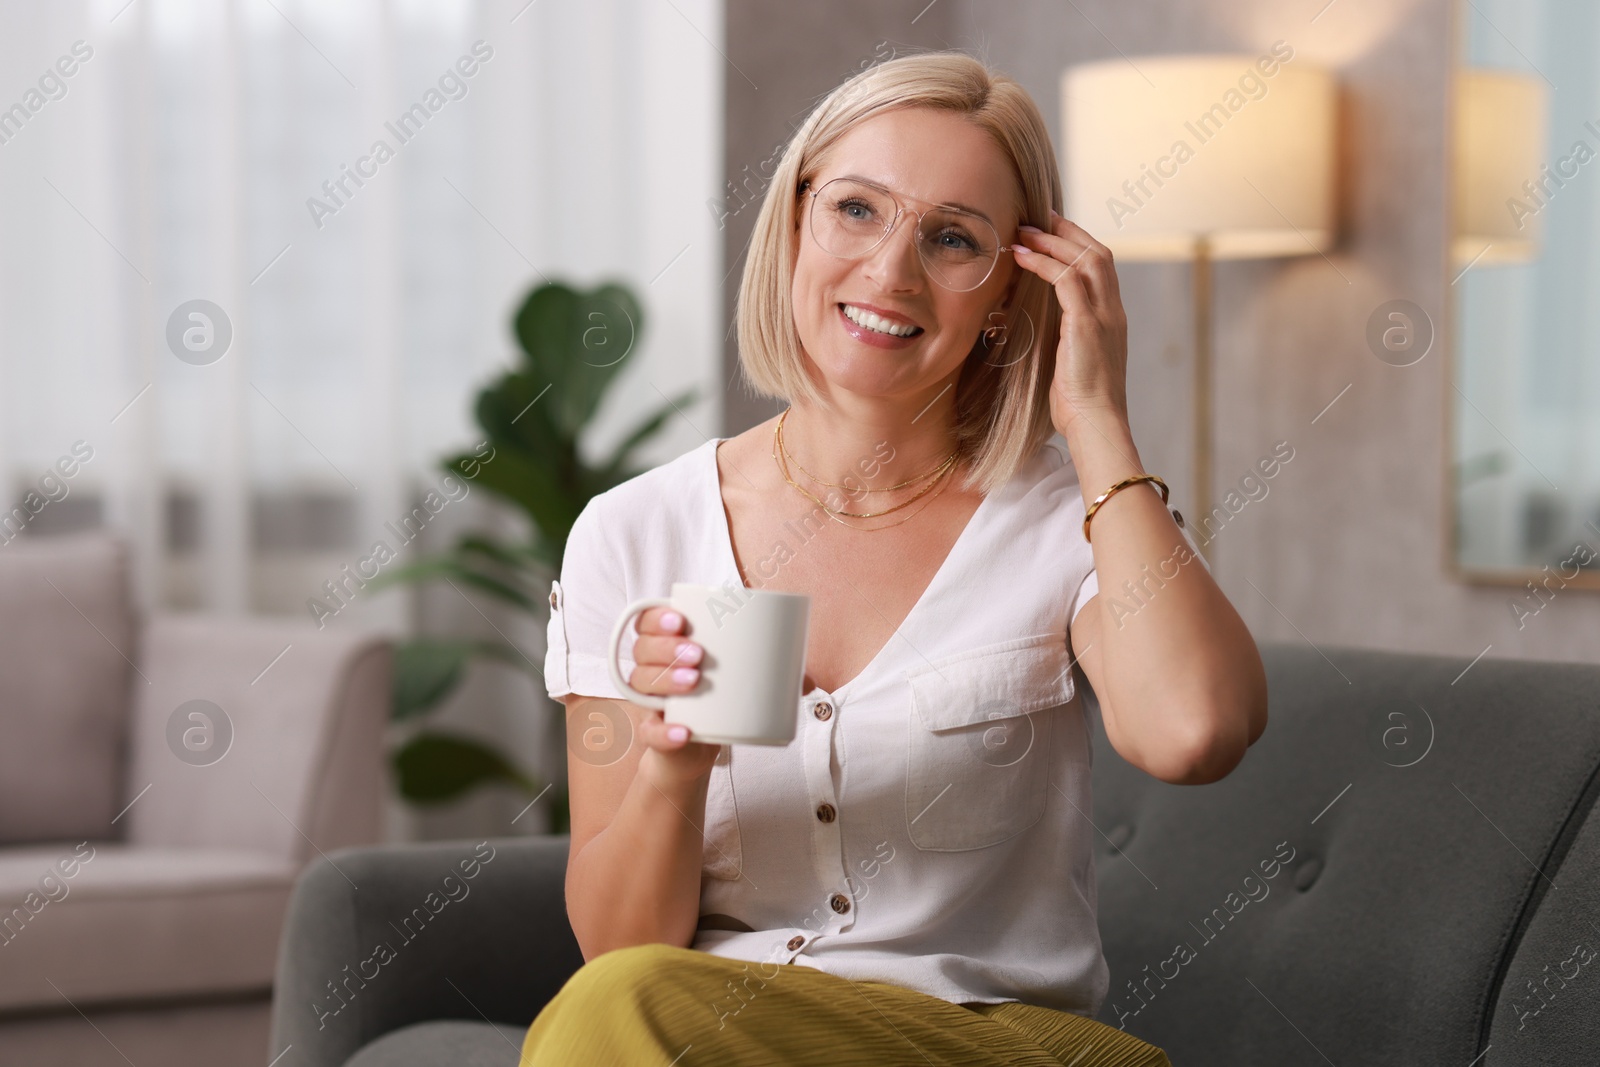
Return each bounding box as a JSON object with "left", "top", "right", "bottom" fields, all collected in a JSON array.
[{"left": 810, "top": 179, "right": 1000, "bottom": 292}]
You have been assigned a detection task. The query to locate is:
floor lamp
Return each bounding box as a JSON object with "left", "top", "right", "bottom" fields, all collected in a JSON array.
[{"left": 1061, "top": 55, "right": 1336, "bottom": 542}]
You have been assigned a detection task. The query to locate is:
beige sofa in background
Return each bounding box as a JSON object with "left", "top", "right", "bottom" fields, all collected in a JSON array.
[{"left": 0, "top": 532, "right": 392, "bottom": 1067}]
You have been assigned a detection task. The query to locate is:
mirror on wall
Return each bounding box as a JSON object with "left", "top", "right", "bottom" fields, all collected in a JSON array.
[{"left": 1450, "top": 0, "right": 1600, "bottom": 589}]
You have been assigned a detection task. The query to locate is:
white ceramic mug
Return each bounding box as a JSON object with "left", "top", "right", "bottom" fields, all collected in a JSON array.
[{"left": 606, "top": 582, "right": 811, "bottom": 746}]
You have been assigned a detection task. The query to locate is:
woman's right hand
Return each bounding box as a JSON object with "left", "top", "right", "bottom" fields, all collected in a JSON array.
[{"left": 628, "top": 606, "right": 724, "bottom": 789}]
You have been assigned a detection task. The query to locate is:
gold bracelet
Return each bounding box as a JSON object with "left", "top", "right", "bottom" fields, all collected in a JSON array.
[{"left": 1083, "top": 474, "right": 1169, "bottom": 543}]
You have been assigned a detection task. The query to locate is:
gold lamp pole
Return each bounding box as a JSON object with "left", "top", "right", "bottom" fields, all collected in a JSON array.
[{"left": 1192, "top": 232, "right": 1212, "bottom": 527}]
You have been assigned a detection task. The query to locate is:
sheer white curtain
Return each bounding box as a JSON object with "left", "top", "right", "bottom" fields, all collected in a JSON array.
[{"left": 0, "top": 0, "right": 722, "bottom": 628}]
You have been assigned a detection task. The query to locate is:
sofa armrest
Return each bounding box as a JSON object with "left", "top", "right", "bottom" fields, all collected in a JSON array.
[
  {"left": 269, "top": 836, "right": 583, "bottom": 1067},
  {"left": 123, "top": 614, "right": 391, "bottom": 861}
]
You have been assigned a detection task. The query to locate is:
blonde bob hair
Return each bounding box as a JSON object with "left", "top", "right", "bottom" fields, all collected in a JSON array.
[{"left": 735, "top": 49, "right": 1065, "bottom": 498}]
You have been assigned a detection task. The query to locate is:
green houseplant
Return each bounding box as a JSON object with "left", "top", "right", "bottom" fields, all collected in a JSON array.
[{"left": 378, "top": 279, "right": 699, "bottom": 833}]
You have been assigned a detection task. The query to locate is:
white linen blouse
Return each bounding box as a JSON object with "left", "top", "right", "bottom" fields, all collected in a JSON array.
[{"left": 545, "top": 433, "right": 1207, "bottom": 1015}]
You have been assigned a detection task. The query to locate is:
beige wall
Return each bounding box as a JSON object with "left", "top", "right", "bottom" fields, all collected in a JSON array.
[{"left": 722, "top": 0, "right": 1600, "bottom": 665}]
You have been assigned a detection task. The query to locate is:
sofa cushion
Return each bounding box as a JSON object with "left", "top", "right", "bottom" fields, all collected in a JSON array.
[
  {"left": 344, "top": 1021, "right": 531, "bottom": 1067},
  {"left": 1088, "top": 643, "right": 1600, "bottom": 1067},
  {"left": 0, "top": 997, "right": 272, "bottom": 1067},
  {"left": 0, "top": 843, "right": 296, "bottom": 1012},
  {"left": 1486, "top": 777, "right": 1600, "bottom": 1062},
  {"left": 0, "top": 532, "right": 132, "bottom": 844},
  {"left": 122, "top": 615, "right": 391, "bottom": 862}
]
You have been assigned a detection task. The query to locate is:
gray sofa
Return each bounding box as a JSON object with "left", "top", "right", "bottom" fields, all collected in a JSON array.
[
  {"left": 271, "top": 643, "right": 1600, "bottom": 1066},
  {"left": 0, "top": 532, "right": 393, "bottom": 1067}
]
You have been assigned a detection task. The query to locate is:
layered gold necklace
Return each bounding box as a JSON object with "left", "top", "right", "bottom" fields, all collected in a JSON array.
[{"left": 771, "top": 408, "right": 961, "bottom": 531}]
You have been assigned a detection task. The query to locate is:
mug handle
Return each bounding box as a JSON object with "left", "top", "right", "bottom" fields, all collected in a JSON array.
[{"left": 607, "top": 597, "right": 675, "bottom": 709}]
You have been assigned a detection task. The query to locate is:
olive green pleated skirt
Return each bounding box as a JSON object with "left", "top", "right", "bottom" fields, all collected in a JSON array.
[{"left": 519, "top": 943, "right": 1170, "bottom": 1066}]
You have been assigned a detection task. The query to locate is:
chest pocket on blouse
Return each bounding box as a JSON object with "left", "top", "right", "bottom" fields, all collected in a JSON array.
[
  {"left": 702, "top": 744, "right": 744, "bottom": 880},
  {"left": 903, "top": 633, "right": 1078, "bottom": 852}
]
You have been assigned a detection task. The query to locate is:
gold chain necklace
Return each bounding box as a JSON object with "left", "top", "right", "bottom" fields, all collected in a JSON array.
[
  {"left": 771, "top": 411, "right": 960, "bottom": 526},
  {"left": 774, "top": 437, "right": 957, "bottom": 530},
  {"left": 776, "top": 408, "right": 959, "bottom": 492},
  {"left": 774, "top": 410, "right": 952, "bottom": 518}
]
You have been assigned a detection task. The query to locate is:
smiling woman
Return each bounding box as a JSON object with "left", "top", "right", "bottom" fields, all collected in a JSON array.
[{"left": 530, "top": 46, "right": 1267, "bottom": 1067}]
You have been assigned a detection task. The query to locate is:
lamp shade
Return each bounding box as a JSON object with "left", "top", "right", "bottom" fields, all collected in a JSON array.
[
  {"left": 1062, "top": 54, "right": 1337, "bottom": 260},
  {"left": 1453, "top": 68, "right": 1547, "bottom": 265}
]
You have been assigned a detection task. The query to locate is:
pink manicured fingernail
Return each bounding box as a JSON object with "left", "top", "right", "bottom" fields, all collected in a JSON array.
[
  {"left": 1019, "top": 224, "right": 1044, "bottom": 233},
  {"left": 1012, "top": 244, "right": 1031, "bottom": 253},
  {"left": 661, "top": 611, "right": 683, "bottom": 630},
  {"left": 675, "top": 642, "right": 702, "bottom": 665},
  {"left": 671, "top": 667, "right": 698, "bottom": 684},
  {"left": 668, "top": 725, "right": 687, "bottom": 742}
]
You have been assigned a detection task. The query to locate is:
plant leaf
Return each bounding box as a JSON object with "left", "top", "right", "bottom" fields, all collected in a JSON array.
[
  {"left": 393, "top": 640, "right": 473, "bottom": 720},
  {"left": 392, "top": 731, "right": 539, "bottom": 804},
  {"left": 470, "top": 371, "right": 569, "bottom": 467},
  {"left": 446, "top": 436, "right": 581, "bottom": 547},
  {"left": 391, "top": 639, "right": 538, "bottom": 720},
  {"left": 454, "top": 533, "right": 546, "bottom": 575},
  {"left": 513, "top": 282, "right": 645, "bottom": 439},
  {"left": 367, "top": 557, "right": 537, "bottom": 611},
  {"left": 594, "top": 386, "right": 703, "bottom": 490}
]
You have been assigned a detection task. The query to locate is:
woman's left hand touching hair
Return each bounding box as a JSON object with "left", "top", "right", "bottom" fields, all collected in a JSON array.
[
  {"left": 1010, "top": 208, "right": 1130, "bottom": 440},
  {"left": 1012, "top": 208, "right": 1269, "bottom": 787}
]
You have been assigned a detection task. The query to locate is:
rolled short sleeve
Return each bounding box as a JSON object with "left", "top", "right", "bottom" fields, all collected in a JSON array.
[
  {"left": 545, "top": 495, "right": 632, "bottom": 703},
  {"left": 1067, "top": 506, "right": 1211, "bottom": 629},
  {"left": 1068, "top": 567, "right": 1099, "bottom": 629},
  {"left": 1177, "top": 514, "right": 1211, "bottom": 571}
]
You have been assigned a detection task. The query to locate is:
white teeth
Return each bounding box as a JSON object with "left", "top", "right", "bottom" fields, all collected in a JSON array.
[{"left": 842, "top": 304, "right": 920, "bottom": 337}]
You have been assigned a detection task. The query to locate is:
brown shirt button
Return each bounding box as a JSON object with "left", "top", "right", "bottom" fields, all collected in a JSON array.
[
  {"left": 1171, "top": 508, "right": 1184, "bottom": 528},
  {"left": 816, "top": 803, "right": 836, "bottom": 823},
  {"left": 786, "top": 935, "right": 804, "bottom": 951},
  {"left": 813, "top": 701, "right": 833, "bottom": 721},
  {"left": 829, "top": 892, "right": 850, "bottom": 914},
  {"left": 549, "top": 587, "right": 559, "bottom": 609}
]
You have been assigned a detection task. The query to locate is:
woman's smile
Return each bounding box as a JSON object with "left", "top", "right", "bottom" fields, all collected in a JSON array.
[{"left": 836, "top": 301, "right": 926, "bottom": 349}]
